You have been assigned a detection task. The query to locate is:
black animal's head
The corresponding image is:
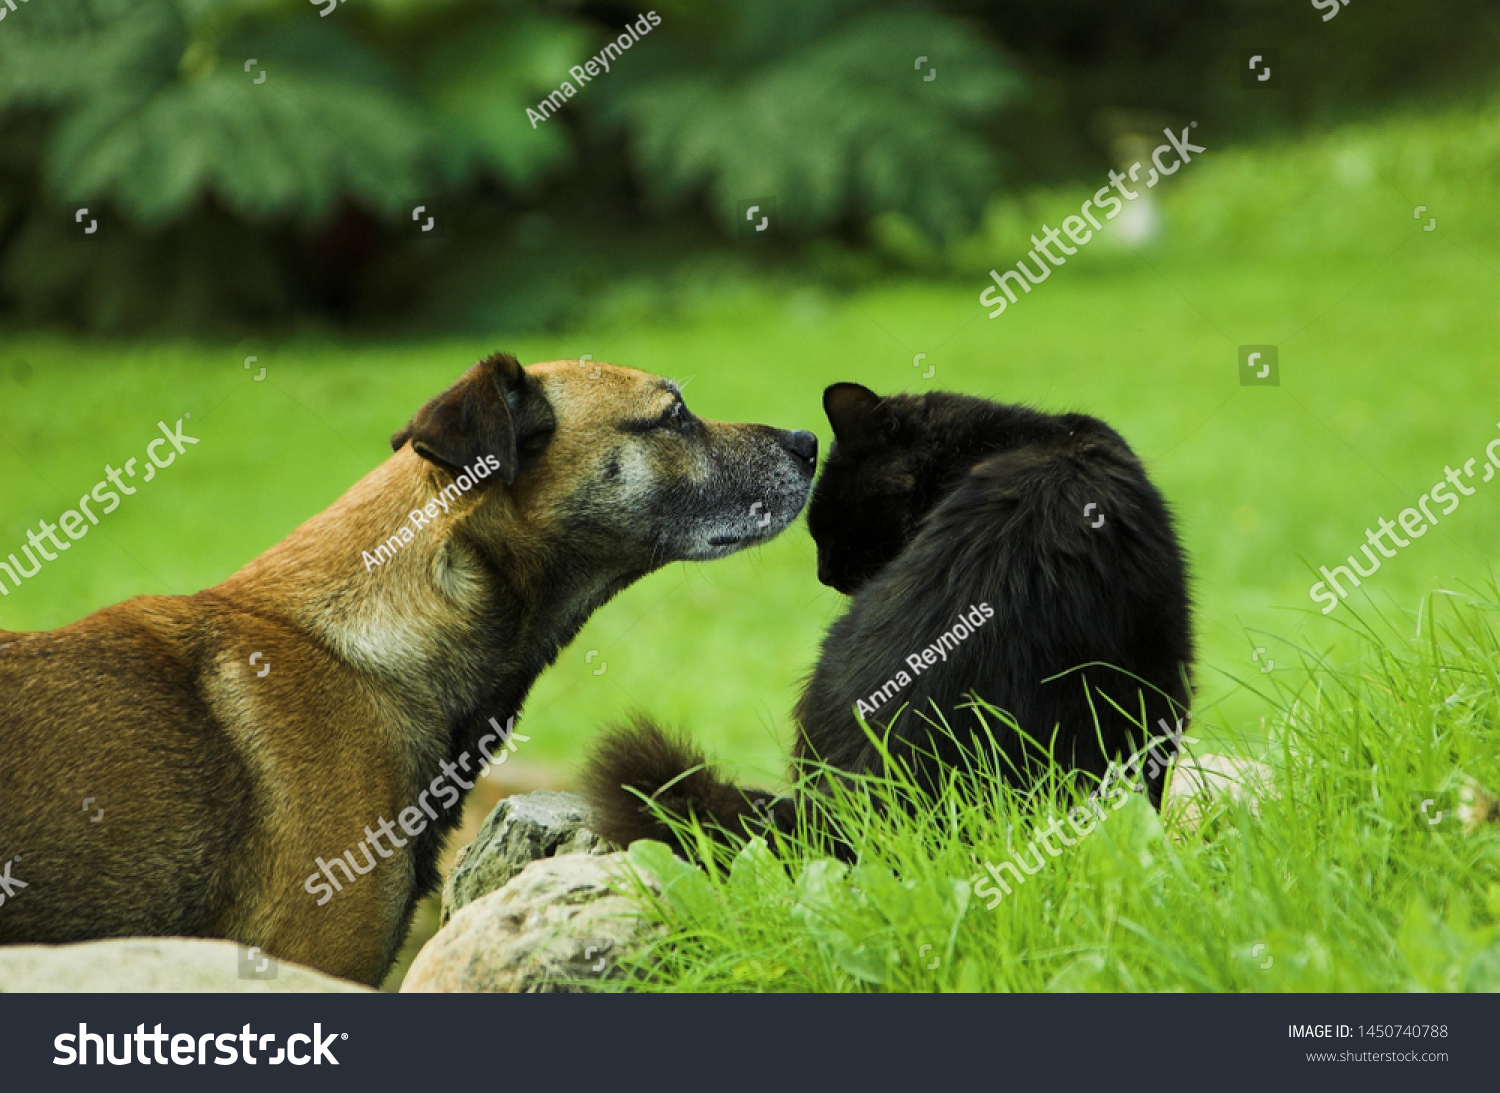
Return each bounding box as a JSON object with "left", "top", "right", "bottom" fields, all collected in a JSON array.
[
  {"left": 807, "top": 383, "right": 1067, "bottom": 595},
  {"left": 805, "top": 383, "right": 928, "bottom": 595}
]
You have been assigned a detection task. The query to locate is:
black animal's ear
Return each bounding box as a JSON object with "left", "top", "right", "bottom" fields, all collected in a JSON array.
[
  {"left": 391, "top": 353, "right": 555, "bottom": 484},
  {"left": 823, "top": 382, "right": 895, "bottom": 451}
]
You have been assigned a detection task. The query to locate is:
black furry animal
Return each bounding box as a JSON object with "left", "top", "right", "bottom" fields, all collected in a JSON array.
[{"left": 585, "top": 383, "right": 1193, "bottom": 855}]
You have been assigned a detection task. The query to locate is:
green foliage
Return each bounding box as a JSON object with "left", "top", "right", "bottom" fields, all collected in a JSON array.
[
  {"left": 0, "top": 0, "right": 595, "bottom": 327},
  {"left": 0, "top": 0, "right": 1016, "bottom": 238},
  {"left": 0, "top": 0, "right": 436, "bottom": 224},
  {"left": 414, "top": 9, "right": 585, "bottom": 192},
  {"left": 1, "top": 0, "right": 1495, "bottom": 330},
  {"left": 602, "top": 0, "right": 1019, "bottom": 239},
  {"left": 606, "top": 591, "right": 1500, "bottom": 993}
]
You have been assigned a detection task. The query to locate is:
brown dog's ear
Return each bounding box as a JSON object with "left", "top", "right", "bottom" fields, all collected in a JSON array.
[
  {"left": 391, "top": 353, "right": 554, "bottom": 484},
  {"left": 823, "top": 382, "right": 895, "bottom": 451}
]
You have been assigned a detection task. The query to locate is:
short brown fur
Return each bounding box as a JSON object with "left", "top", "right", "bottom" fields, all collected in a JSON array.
[{"left": 0, "top": 354, "right": 816, "bottom": 985}]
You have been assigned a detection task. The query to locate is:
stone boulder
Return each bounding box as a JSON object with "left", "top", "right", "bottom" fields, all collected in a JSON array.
[
  {"left": 1165, "top": 751, "right": 1275, "bottom": 830},
  {"left": 0, "top": 937, "right": 371, "bottom": 992},
  {"left": 441, "top": 789, "right": 609, "bottom": 925},
  {"left": 402, "top": 851, "right": 660, "bottom": 993}
]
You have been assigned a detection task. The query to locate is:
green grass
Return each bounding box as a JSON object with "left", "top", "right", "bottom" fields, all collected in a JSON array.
[{"left": 608, "top": 589, "right": 1499, "bottom": 992}]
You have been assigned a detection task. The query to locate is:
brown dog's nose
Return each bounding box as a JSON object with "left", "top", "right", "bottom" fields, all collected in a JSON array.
[{"left": 781, "top": 429, "right": 818, "bottom": 465}]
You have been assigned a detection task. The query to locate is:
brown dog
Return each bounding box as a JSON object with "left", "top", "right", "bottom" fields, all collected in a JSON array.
[{"left": 0, "top": 353, "right": 816, "bottom": 985}]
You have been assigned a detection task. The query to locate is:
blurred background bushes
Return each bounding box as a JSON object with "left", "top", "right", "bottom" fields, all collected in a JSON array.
[{"left": 0, "top": 0, "right": 1495, "bottom": 334}]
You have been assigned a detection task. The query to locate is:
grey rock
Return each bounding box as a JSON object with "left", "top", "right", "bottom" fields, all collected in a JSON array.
[
  {"left": 1164, "top": 751, "right": 1275, "bottom": 830},
  {"left": 402, "top": 851, "right": 659, "bottom": 994},
  {"left": 0, "top": 937, "right": 372, "bottom": 993},
  {"left": 442, "top": 790, "right": 608, "bottom": 926}
]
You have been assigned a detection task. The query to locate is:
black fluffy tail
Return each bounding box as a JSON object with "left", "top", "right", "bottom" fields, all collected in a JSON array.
[{"left": 582, "top": 717, "right": 790, "bottom": 858}]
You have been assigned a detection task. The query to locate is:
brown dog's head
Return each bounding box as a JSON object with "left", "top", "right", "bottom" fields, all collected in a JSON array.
[{"left": 392, "top": 354, "right": 817, "bottom": 573}]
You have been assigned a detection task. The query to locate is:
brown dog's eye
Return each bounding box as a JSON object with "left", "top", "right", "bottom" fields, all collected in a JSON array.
[{"left": 660, "top": 401, "right": 690, "bottom": 432}]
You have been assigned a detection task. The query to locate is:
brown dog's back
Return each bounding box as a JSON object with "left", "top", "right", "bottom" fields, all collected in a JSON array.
[{"left": 0, "top": 600, "right": 252, "bottom": 941}]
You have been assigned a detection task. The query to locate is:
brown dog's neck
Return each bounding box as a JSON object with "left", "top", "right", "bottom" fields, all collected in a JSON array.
[{"left": 218, "top": 450, "right": 639, "bottom": 733}]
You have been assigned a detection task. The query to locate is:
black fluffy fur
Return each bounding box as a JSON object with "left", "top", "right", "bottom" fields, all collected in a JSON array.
[
  {"left": 582, "top": 718, "right": 793, "bottom": 851},
  {"left": 585, "top": 384, "right": 1194, "bottom": 857}
]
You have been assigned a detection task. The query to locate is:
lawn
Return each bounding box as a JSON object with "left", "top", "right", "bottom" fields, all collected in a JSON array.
[
  {"left": 612, "top": 590, "right": 1500, "bottom": 993},
  {"left": 0, "top": 102, "right": 1494, "bottom": 989}
]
